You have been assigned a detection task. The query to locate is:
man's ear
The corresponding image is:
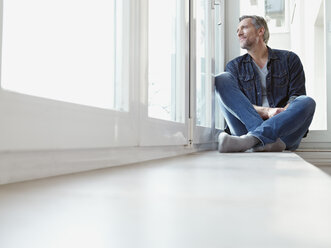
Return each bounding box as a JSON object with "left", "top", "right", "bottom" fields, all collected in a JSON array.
[{"left": 258, "top": 27, "right": 265, "bottom": 37}]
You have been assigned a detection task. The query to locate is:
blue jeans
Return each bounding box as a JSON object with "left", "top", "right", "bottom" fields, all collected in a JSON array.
[{"left": 215, "top": 72, "right": 316, "bottom": 151}]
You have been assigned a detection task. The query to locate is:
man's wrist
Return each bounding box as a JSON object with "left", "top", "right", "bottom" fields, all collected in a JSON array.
[{"left": 253, "top": 105, "right": 269, "bottom": 120}]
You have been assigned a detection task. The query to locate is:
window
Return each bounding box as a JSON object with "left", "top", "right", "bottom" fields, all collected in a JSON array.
[
  {"left": 148, "top": 0, "right": 185, "bottom": 123},
  {"left": 265, "top": 0, "right": 286, "bottom": 28},
  {"left": 240, "top": 0, "right": 290, "bottom": 33},
  {"left": 196, "top": 0, "right": 212, "bottom": 128},
  {"left": 1, "top": 0, "right": 129, "bottom": 111},
  {"left": 214, "top": 0, "right": 225, "bottom": 130},
  {"left": 0, "top": 0, "right": 220, "bottom": 152}
]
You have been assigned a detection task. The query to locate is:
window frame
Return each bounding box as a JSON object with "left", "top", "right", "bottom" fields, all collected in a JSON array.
[
  {"left": 139, "top": 0, "right": 190, "bottom": 147},
  {"left": 191, "top": 0, "right": 225, "bottom": 144}
]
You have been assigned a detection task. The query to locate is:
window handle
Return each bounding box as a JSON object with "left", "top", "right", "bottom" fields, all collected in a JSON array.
[{"left": 212, "top": 0, "right": 222, "bottom": 26}]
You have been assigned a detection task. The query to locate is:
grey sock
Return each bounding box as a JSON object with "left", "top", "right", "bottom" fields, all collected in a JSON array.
[
  {"left": 253, "top": 138, "right": 286, "bottom": 152},
  {"left": 218, "top": 133, "right": 259, "bottom": 153}
]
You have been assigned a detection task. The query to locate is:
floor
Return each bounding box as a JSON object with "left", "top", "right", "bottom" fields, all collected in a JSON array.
[
  {"left": 295, "top": 150, "right": 331, "bottom": 175},
  {"left": 1, "top": 151, "right": 331, "bottom": 248},
  {"left": 319, "top": 166, "right": 331, "bottom": 175}
]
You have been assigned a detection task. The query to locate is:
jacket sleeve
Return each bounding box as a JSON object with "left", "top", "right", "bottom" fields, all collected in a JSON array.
[
  {"left": 287, "top": 52, "right": 306, "bottom": 104},
  {"left": 225, "top": 60, "right": 238, "bottom": 77}
]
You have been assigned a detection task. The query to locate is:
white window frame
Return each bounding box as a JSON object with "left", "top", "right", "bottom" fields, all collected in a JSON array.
[
  {"left": 138, "top": 0, "right": 190, "bottom": 146},
  {"left": 191, "top": 0, "right": 225, "bottom": 144},
  {"left": 214, "top": 0, "right": 226, "bottom": 130}
]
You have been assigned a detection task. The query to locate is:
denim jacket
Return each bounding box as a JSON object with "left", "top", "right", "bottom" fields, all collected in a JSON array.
[{"left": 225, "top": 47, "right": 306, "bottom": 107}]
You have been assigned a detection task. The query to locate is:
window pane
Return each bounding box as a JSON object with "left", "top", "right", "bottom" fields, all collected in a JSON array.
[
  {"left": 1, "top": 0, "right": 128, "bottom": 111},
  {"left": 196, "top": 0, "right": 212, "bottom": 127},
  {"left": 215, "top": 2, "right": 225, "bottom": 130},
  {"left": 265, "top": 0, "right": 285, "bottom": 28},
  {"left": 148, "top": 0, "right": 185, "bottom": 123}
]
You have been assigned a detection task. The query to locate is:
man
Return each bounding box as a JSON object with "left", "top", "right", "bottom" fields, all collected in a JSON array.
[{"left": 215, "top": 15, "right": 315, "bottom": 153}]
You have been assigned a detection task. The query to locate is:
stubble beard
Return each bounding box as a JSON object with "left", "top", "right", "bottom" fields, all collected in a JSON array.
[
  {"left": 240, "top": 37, "right": 256, "bottom": 51},
  {"left": 240, "top": 41, "right": 252, "bottom": 51}
]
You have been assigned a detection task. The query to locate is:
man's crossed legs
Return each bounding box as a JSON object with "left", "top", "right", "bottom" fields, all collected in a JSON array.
[{"left": 215, "top": 72, "right": 316, "bottom": 153}]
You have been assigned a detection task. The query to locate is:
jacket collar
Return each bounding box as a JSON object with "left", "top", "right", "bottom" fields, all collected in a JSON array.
[{"left": 242, "top": 46, "right": 279, "bottom": 63}]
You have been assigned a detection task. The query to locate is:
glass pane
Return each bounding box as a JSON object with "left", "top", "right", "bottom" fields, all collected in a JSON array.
[
  {"left": 148, "top": 0, "right": 185, "bottom": 123},
  {"left": 1, "top": 0, "right": 127, "bottom": 111},
  {"left": 196, "top": 0, "right": 212, "bottom": 128},
  {"left": 240, "top": 0, "right": 289, "bottom": 33},
  {"left": 265, "top": 0, "right": 285, "bottom": 28}
]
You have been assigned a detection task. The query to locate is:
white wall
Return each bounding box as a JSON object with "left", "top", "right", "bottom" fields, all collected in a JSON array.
[
  {"left": 290, "top": 0, "right": 331, "bottom": 147},
  {"left": 290, "top": 0, "right": 327, "bottom": 131},
  {"left": 268, "top": 33, "right": 291, "bottom": 50},
  {"left": 225, "top": 0, "right": 240, "bottom": 62}
]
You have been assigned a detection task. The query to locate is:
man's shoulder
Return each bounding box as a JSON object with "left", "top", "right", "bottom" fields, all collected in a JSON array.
[
  {"left": 225, "top": 53, "right": 253, "bottom": 74},
  {"left": 226, "top": 54, "right": 249, "bottom": 70},
  {"left": 228, "top": 53, "right": 250, "bottom": 64},
  {"left": 268, "top": 47, "right": 298, "bottom": 59}
]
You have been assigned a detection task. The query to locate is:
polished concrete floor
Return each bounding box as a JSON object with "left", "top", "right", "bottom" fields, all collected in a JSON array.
[
  {"left": 1, "top": 151, "right": 331, "bottom": 248},
  {"left": 318, "top": 166, "right": 331, "bottom": 176}
]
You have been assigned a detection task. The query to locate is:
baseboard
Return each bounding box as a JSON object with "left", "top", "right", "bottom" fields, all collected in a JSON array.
[
  {"left": 298, "top": 141, "right": 331, "bottom": 150},
  {"left": 0, "top": 143, "right": 217, "bottom": 185}
]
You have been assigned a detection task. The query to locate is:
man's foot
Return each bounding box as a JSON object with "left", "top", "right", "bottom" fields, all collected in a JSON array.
[
  {"left": 218, "top": 133, "right": 259, "bottom": 153},
  {"left": 252, "top": 138, "right": 286, "bottom": 152}
]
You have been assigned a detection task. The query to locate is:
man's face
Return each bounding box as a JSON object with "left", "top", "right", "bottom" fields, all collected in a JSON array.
[{"left": 237, "top": 18, "right": 261, "bottom": 50}]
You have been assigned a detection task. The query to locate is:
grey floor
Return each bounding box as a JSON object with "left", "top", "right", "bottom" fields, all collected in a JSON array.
[
  {"left": 316, "top": 166, "right": 331, "bottom": 176},
  {"left": 295, "top": 151, "right": 331, "bottom": 176},
  {"left": 1, "top": 151, "right": 331, "bottom": 248}
]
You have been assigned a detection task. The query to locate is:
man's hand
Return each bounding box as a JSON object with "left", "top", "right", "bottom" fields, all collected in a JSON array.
[
  {"left": 267, "top": 107, "right": 285, "bottom": 119},
  {"left": 253, "top": 105, "right": 287, "bottom": 120}
]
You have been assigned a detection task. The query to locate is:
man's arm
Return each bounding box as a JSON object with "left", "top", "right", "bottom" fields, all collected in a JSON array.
[{"left": 287, "top": 52, "right": 306, "bottom": 104}]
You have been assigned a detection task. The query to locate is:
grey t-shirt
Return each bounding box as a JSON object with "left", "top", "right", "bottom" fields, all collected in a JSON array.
[{"left": 253, "top": 60, "right": 269, "bottom": 107}]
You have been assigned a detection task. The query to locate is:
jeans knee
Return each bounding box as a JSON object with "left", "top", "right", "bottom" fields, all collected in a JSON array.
[
  {"left": 215, "top": 72, "right": 235, "bottom": 94},
  {"left": 296, "top": 96, "right": 316, "bottom": 115}
]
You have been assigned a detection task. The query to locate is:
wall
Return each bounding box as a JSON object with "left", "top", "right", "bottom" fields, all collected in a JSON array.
[
  {"left": 225, "top": 0, "right": 240, "bottom": 62},
  {"left": 268, "top": 33, "right": 291, "bottom": 50},
  {"left": 290, "top": 0, "right": 327, "bottom": 131}
]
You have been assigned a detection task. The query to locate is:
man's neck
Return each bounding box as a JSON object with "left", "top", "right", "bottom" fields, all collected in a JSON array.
[{"left": 247, "top": 44, "right": 268, "bottom": 69}]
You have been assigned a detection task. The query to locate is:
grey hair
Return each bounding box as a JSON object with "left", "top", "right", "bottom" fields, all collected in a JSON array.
[{"left": 239, "top": 15, "right": 270, "bottom": 44}]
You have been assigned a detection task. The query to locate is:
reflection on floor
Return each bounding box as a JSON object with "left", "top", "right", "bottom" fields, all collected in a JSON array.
[{"left": 1, "top": 151, "right": 331, "bottom": 248}]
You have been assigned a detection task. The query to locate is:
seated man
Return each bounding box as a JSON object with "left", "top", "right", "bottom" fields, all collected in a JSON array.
[{"left": 215, "top": 15, "right": 315, "bottom": 153}]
